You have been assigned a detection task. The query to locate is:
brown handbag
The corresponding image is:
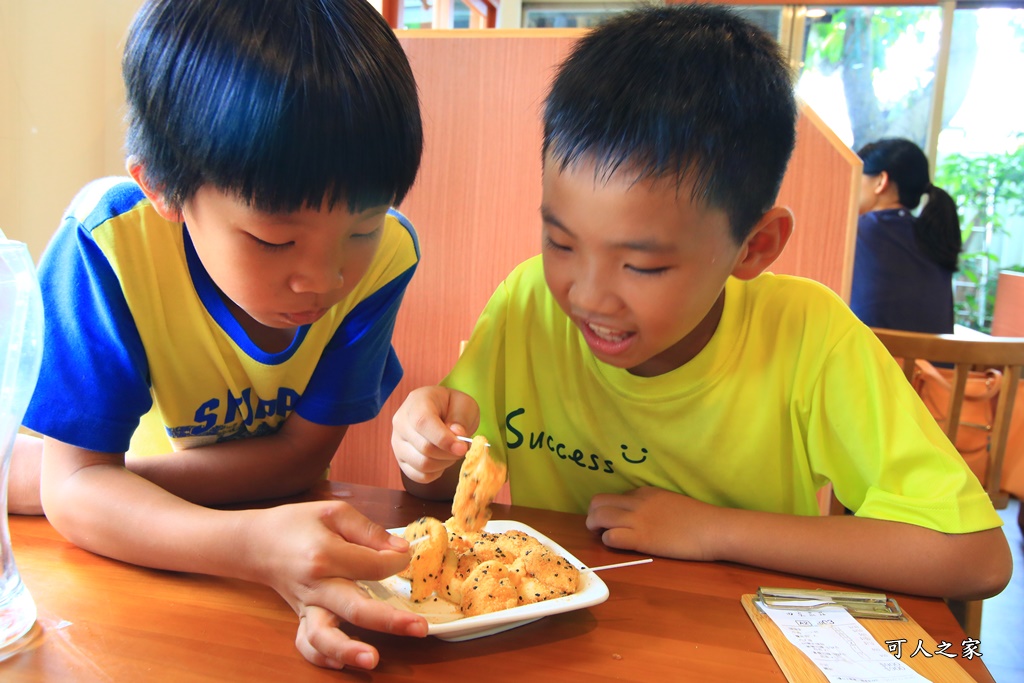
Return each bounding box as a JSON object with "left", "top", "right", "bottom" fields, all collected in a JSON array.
[{"left": 912, "top": 359, "right": 1001, "bottom": 484}]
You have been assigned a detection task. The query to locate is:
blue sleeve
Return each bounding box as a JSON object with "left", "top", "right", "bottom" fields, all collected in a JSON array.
[
  {"left": 22, "top": 210, "right": 152, "bottom": 453},
  {"left": 296, "top": 261, "right": 416, "bottom": 426}
]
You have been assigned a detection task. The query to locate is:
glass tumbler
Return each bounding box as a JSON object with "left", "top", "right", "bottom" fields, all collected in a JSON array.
[{"left": 0, "top": 229, "right": 44, "bottom": 660}]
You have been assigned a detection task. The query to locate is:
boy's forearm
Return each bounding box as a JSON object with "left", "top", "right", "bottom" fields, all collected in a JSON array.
[
  {"left": 42, "top": 460, "right": 260, "bottom": 580},
  {"left": 128, "top": 419, "right": 348, "bottom": 506},
  {"left": 708, "top": 508, "right": 1011, "bottom": 601}
]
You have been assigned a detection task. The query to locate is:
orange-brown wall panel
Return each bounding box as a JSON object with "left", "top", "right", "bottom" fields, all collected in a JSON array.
[{"left": 773, "top": 106, "right": 862, "bottom": 301}]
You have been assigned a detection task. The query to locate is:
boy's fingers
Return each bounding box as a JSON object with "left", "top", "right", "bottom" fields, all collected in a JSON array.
[
  {"left": 417, "top": 419, "right": 468, "bottom": 459},
  {"left": 291, "top": 503, "right": 409, "bottom": 581},
  {"left": 586, "top": 497, "right": 632, "bottom": 533},
  {"left": 296, "top": 608, "right": 348, "bottom": 670},
  {"left": 443, "top": 390, "right": 481, "bottom": 447},
  {"left": 320, "top": 503, "right": 405, "bottom": 551},
  {"left": 391, "top": 427, "right": 463, "bottom": 482},
  {"left": 329, "top": 585, "right": 429, "bottom": 636},
  {"left": 298, "top": 605, "right": 422, "bottom": 671},
  {"left": 394, "top": 388, "right": 467, "bottom": 458},
  {"left": 304, "top": 582, "right": 428, "bottom": 639},
  {"left": 394, "top": 448, "right": 453, "bottom": 484}
]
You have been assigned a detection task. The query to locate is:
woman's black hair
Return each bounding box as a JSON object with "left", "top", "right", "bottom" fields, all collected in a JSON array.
[
  {"left": 123, "top": 0, "right": 423, "bottom": 213},
  {"left": 542, "top": 4, "right": 798, "bottom": 243},
  {"left": 858, "top": 138, "right": 962, "bottom": 271}
]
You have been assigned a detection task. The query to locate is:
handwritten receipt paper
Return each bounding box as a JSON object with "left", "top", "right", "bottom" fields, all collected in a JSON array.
[{"left": 742, "top": 589, "right": 976, "bottom": 682}]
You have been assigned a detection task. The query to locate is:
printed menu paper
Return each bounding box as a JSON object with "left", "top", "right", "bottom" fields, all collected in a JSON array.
[{"left": 755, "top": 600, "right": 930, "bottom": 683}]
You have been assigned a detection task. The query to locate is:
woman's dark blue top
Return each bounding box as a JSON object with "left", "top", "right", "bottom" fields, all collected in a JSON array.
[{"left": 850, "top": 208, "right": 955, "bottom": 334}]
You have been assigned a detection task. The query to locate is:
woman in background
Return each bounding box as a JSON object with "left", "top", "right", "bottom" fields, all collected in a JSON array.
[{"left": 850, "top": 138, "right": 962, "bottom": 333}]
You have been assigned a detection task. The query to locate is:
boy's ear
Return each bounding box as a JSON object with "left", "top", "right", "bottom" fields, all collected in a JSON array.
[
  {"left": 126, "top": 158, "right": 182, "bottom": 222},
  {"left": 730, "top": 206, "right": 794, "bottom": 281}
]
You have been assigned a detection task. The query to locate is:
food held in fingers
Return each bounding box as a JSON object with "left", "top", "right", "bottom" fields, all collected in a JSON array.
[
  {"left": 451, "top": 434, "right": 507, "bottom": 532},
  {"left": 399, "top": 516, "right": 449, "bottom": 601}
]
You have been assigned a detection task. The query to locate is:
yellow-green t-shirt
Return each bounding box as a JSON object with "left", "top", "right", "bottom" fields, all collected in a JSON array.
[{"left": 444, "top": 256, "right": 1001, "bottom": 534}]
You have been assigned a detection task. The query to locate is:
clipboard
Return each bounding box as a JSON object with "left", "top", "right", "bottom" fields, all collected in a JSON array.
[{"left": 741, "top": 594, "right": 977, "bottom": 683}]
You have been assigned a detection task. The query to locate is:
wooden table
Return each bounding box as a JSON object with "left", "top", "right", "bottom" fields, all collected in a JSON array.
[{"left": 2, "top": 482, "right": 994, "bottom": 682}]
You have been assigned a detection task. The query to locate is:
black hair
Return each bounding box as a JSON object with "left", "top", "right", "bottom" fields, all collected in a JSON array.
[
  {"left": 542, "top": 3, "right": 797, "bottom": 243},
  {"left": 858, "top": 138, "right": 962, "bottom": 271},
  {"left": 123, "top": 0, "right": 423, "bottom": 213}
]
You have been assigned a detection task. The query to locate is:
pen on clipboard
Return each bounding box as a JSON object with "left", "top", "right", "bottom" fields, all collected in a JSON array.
[{"left": 757, "top": 587, "right": 904, "bottom": 620}]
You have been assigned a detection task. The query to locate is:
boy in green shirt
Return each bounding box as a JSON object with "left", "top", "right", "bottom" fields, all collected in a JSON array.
[{"left": 392, "top": 5, "right": 1010, "bottom": 603}]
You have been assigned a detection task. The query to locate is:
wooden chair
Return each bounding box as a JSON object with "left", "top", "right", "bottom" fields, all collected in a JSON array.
[
  {"left": 871, "top": 327, "right": 1024, "bottom": 509},
  {"left": 870, "top": 326, "right": 1024, "bottom": 640}
]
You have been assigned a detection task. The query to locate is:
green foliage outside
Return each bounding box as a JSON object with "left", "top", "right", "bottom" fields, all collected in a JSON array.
[
  {"left": 935, "top": 142, "right": 1024, "bottom": 332},
  {"left": 802, "top": 7, "right": 947, "bottom": 152}
]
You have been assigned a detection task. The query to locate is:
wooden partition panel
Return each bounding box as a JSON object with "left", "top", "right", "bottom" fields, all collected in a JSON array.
[
  {"left": 774, "top": 105, "right": 862, "bottom": 302},
  {"left": 329, "top": 30, "right": 861, "bottom": 490}
]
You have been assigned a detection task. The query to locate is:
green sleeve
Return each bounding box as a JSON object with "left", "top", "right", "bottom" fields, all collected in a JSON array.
[{"left": 808, "top": 327, "right": 1002, "bottom": 534}]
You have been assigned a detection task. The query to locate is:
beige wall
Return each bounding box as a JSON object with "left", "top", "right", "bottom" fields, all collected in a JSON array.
[{"left": 0, "top": 1, "right": 143, "bottom": 261}]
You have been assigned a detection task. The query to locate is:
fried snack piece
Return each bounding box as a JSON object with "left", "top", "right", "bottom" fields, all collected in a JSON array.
[
  {"left": 402, "top": 518, "right": 582, "bottom": 615},
  {"left": 451, "top": 435, "right": 507, "bottom": 532},
  {"left": 460, "top": 560, "right": 520, "bottom": 617},
  {"left": 444, "top": 519, "right": 477, "bottom": 554},
  {"left": 465, "top": 531, "right": 509, "bottom": 563},
  {"left": 400, "top": 516, "right": 449, "bottom": 601},
  {"left": 437, "top": 547, "right": 464, "bottom": 604},
  {"left": 519, "top": 547, "right": 581, "bottom": 596},
  {"left": 397, "top": 517, "right": 432, "bottom": 579},
  {"left": 499, "top": 529, "right": 546, "bottom": 558},
  {"left": 516, "top": 575, "right": 569, "bottom": 605}
]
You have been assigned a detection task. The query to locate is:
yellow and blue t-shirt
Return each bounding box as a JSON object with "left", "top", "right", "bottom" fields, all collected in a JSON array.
[
  {"left": 24, "top": 177, "right": 419, "bottom": 455},
  {"left": 446, "top": 256, "right": 1001, "bottom": 534}
]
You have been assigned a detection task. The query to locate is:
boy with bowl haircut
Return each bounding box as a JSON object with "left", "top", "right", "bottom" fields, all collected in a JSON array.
[
  {"left": 20, "top": 0, "right": 428, "bottom": 670},
  {"left": 392, "top": 4, "right": 1011, "bottom": 602}
]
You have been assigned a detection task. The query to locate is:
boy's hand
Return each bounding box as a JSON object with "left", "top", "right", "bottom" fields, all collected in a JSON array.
[
  {"left": 586, "top": 487, "right": 719, "bottom": 561},
  {"left": 246, "top": 500, "right": 428, "bottom": 669},
  {"left": 391, "top": 386, "right": 479, "bottom": 484},
  {"left": 296, "top": 604, "right": 408, "bottom": 671}
]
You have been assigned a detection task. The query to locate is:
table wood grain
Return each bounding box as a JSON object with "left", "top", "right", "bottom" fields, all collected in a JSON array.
[{"left": 2, "top": 482, "right": 994, "bottom": 682}]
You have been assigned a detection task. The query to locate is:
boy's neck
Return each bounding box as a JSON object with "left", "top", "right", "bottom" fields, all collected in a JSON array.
[
  {"left": 219, "top": 290, "right": 296, "bottom": 354},
  {"left": 628, "top": 290, "right": 726, "bottom": 377}
]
